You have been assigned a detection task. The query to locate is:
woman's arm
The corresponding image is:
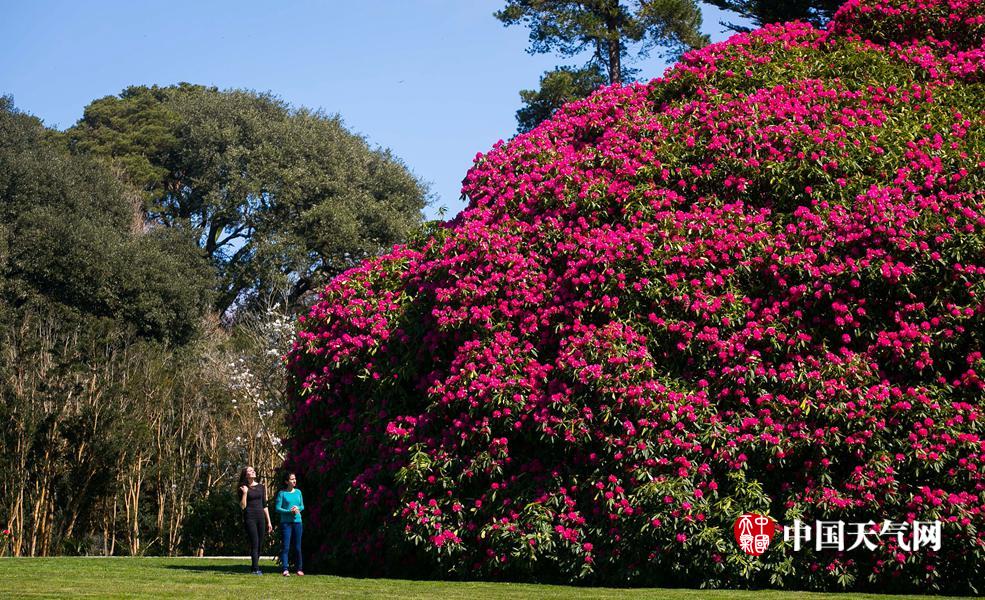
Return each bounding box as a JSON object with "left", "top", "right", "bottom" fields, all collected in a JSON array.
[
  {"left": 263, "top": 485, "right": 273, "bottom": 532},
  {"left": 239, "top": 485, "right": 248, "bottom": 510},
  {"left": 297, "top": 490, "right": 304, "bottom": 513},
  {"left": 275, "top": 491, "right": 292, "bottom": 516}
]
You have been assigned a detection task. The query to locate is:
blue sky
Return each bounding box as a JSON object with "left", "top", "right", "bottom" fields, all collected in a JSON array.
[{"left": 0, "top": 1, "right": 746, "bottom": 219}]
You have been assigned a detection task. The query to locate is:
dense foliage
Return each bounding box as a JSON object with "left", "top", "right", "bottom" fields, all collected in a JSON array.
[
  {"left": 286, "top": 0, "right": 985, "bottom": 592},
  {"left": 0, "top": 97, "right": 213, "bottom": 346}
]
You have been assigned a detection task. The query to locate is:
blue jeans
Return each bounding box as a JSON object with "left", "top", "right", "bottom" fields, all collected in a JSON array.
[{"left": 280, "top": 522, "right": 303, "bottom": 571}]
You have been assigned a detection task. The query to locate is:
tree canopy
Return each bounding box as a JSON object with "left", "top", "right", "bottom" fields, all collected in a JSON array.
[
  {"left": 68, "top": 84, "right": 429, "bottom": 313},
  {"left": 497, "top": 0, "right": 708, "bottom": 131},
  {"left": 706, "top": 0, "right": 843, "bottom": 32},
  {"left": 0, "top": 97, "right": 212, "bottom": 345}
]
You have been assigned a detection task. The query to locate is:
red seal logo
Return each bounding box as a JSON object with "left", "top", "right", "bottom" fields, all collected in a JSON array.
[{"left": 733, "top": 513, "right": 776, "bottom": 556}]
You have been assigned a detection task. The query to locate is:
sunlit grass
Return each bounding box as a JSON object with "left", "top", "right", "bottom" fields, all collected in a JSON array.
[{"left": 0, "top": 557, "right": 977, "bottom": 599}]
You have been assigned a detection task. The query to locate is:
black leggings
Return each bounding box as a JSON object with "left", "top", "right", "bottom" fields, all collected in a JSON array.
[{"left": 244, "top": 512, "right": 266, "bottom": 570}]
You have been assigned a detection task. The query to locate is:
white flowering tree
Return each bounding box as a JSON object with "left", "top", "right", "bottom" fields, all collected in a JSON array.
[{"left": 217, "top": 295, "right": 297, "bottom": 480}]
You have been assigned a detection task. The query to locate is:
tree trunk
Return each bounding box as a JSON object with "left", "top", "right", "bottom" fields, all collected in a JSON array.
[
  {"left": 607, "top": 40, "right": 621, "bottom": 84},
  {"left": 110, "top": 496, "right": 118, "bottom": 556},
  {"left": 30, "top": 441, "right": 59, "bottom": 557},
  {"left": 11, "top": 489, "right": 24, "bottom": 556},
  {"left": 124, "top": 456, "right": 144, "bottom": 555},
  {"left": 29, "top": 479, "right": 45, "bottom": 556},
  {"left": 605, "top": 11, "right": 621, "bottom": 85},
  {"left": 63, "top": 440, "right": 94, "bottom": 541}
]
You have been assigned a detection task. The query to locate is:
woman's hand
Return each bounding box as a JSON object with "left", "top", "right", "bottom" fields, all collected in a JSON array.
[
  {"left": 266, "top": 522, "right": 273, "bottom": 534},
  {"left": 239, "top": 485, "right": 248, "bottom": 496},
  {"left": 291, "top": 506, "right": 299, "bottom": 514}
]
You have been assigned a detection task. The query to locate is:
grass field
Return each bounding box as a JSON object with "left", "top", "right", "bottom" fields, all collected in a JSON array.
[{"left": 0, "top": 557, "right": 977, "bottom": 600}]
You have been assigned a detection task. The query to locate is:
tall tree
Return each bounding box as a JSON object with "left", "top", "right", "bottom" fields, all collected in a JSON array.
[
  {"left": 705, "top": 0, "right": 843, "bottom": 32},
  {"left": 68, "top": 84, "right": 429, "bottom": 313},
  {"left": 497, "top": 0, "right": 708, "bottom": 130}
]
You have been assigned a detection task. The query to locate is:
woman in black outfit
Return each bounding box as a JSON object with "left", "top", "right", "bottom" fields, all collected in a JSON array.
[{"left": 238, "top": 466, "right": 273, "bottom": 574}]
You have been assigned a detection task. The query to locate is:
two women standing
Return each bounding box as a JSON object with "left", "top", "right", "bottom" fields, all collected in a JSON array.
[{"left": 237, "top": 467, "right": 304, "bottom": 576}]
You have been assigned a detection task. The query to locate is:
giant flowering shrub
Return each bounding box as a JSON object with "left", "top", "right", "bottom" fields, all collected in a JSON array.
[{"left": 285, "top": 0, "right": 984, "bottom": 592}]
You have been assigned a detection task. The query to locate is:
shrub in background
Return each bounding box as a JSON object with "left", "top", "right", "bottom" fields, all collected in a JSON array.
[{"left": 285, "top": 0, "right": 984, "bottom": 592}]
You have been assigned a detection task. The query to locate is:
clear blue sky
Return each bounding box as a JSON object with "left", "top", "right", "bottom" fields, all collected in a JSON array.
[{"left": 0, "top": 1, "right": 745, "bottom": 219}]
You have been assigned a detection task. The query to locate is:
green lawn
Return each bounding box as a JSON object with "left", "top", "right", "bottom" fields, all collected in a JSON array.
[{"left": 0, "top": 557, "right": 974, "bottom": 599}]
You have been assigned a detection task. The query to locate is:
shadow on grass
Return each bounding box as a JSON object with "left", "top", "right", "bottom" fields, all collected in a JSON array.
[{"left": 164, "top": 563, "right": 265, "bottom": 575}]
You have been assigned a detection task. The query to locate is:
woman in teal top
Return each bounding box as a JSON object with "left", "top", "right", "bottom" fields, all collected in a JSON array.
[{"left": 275, "top": 473, "right": 304, "bottom": 576}]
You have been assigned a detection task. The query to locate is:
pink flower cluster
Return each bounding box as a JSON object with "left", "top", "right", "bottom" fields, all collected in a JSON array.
[{"left": 285, "top": 0, "right": 984, "bottom": 591}]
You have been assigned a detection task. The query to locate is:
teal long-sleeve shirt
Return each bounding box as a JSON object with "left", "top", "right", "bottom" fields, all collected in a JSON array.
[{"left": 275, "top": 489, "right": 304, "bottom": 523}]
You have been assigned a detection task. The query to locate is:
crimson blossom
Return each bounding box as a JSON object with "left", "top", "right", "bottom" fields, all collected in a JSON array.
[{"left": 285, "top": 0, "right": 984, "bottom": 592}]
